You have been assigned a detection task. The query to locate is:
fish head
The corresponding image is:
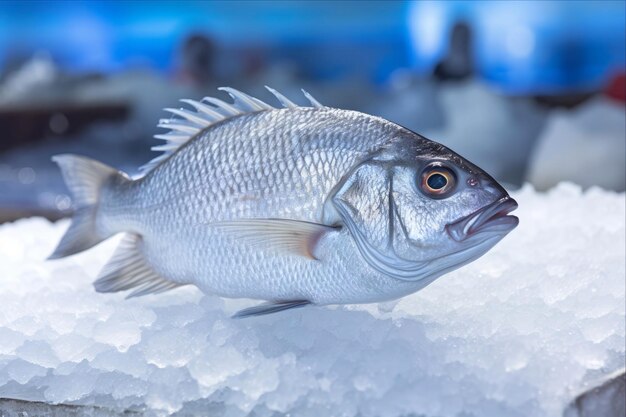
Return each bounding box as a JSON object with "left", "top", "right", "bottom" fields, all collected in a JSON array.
[{"left": 329, "top": 131, "right": 518, "bottom": 282}]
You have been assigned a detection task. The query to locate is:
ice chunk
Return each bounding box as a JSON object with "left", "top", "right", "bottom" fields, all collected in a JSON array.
[
  {"left": 0, "top": 184, "right": 623, "bottom": 416},
  {"left": 527, "top": 98, "right": 626, "bottom": 192}
]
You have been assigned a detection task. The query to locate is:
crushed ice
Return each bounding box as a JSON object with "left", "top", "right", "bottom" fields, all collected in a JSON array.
[{"left": 0, "top": 184, "right": 624, "bottom": 416}]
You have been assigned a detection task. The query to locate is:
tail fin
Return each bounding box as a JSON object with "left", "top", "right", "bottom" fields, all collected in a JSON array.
[{"left": 48, "top": 154, "right": 127, "bottom": 259}]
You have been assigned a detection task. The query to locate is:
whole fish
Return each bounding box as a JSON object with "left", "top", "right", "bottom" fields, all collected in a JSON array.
[{"left": 49, "top": 87, "right": 518, "bottom": 318}]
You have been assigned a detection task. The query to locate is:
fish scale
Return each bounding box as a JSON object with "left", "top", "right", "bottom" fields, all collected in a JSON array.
[
  {"left": 104, "top": 108, "right": 400, "bottom": 301},
  {"left": 49, "top": 87, "right": 518, "bottom": 317}
]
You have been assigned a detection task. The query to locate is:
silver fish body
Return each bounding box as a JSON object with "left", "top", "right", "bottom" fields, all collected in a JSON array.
[{"left": 50, "top": 88, "right": 518, "bottom": 317}]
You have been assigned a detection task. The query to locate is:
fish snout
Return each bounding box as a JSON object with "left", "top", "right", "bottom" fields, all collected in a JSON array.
[{"left": 446, "top": 197, "right": 519, "bottom": 242}]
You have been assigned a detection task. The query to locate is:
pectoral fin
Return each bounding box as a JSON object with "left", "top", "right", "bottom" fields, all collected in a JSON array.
[
  {"left": 232, "top": 300, "right": 311, "bottom": 319},
  {"left": 213, "top": 219, "right": 338, "bottom": 259}
]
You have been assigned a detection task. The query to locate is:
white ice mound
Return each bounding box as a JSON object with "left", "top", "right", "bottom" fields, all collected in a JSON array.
[
  {"left": 527, "top": 97, "right": 626, "bottom": 192},
  {"left": 0, "top": 184, "right": 624, "bottom": 417}
]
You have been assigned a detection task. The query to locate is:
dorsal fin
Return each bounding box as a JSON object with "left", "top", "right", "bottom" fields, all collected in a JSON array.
[{"left": 141, "top": 87, "right": 325, "bottom": 172}]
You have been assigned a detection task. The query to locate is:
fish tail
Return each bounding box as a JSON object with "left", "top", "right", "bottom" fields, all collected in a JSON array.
[{"left": 48, "top": 154, "right": 129, "bottom": 259}]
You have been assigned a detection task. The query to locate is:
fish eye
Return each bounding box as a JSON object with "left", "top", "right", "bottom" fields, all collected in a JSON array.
[{"left": 419, "top": 164, "right": 457, "bottom": 198}]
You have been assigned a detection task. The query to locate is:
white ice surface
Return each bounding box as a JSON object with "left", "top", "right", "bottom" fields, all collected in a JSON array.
[{"left": 0, "top": 184, "right": 624, "bottom": 417}]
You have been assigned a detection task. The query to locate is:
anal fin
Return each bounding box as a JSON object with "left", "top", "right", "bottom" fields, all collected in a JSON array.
[
  {"left": 232, "top": 300, "right": 311, "bottom": 319},
  {"left": 94, "top": 234, "right": 183, "bottom": 298}
]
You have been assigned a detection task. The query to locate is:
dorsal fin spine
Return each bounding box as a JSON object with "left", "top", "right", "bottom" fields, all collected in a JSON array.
[
  {"left": 201, "top": 97, "right": 241, "bottom": 115},
  {"left": 219, "top": 87, "right": 271, "bottom": 111},
  {"left": 141, "top": 87, "right": 325, "bottom": 173},
  {"left": 302, "top": 89, "right": 323, "bottom": 108},
  {"left": 156, "top": 123, "right": 200, "bottom": 134},
  {"left": 151, "top": 144, "right": 179, "bottom": 152},
  {"left": 180, "top": 99, "right": 226, "bottom": 120},
  {"left": 265, "top": 86, "right": 297, "bottom": 108},
  {"left": 164, "top": 108, "right": 212, "bottom": 127},
  {"left": 154, "top": 133, "right": 188, "bottom": 142}
]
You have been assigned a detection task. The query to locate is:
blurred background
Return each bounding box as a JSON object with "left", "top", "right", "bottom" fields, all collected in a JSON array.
[{"left": 0, "top": 0, "right": 624, "bottom": 223}]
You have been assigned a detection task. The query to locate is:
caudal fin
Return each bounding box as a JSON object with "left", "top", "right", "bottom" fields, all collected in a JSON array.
[{"left": 48, "top": 154, "right": 128, "bottom": 259}]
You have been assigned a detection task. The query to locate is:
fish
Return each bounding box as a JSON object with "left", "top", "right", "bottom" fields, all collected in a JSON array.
[{"left": 48, "top": 87, "right": 518, "bottom": 318}]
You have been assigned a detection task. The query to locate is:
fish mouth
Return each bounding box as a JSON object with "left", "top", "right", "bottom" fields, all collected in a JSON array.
[{"left": 446, "top": 197, "right": 519, "bottom": 242}]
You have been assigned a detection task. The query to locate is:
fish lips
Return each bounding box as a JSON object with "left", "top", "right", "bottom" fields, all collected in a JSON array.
[{"left": 446, "top": 197, "right": 519, "bottom": 242}]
